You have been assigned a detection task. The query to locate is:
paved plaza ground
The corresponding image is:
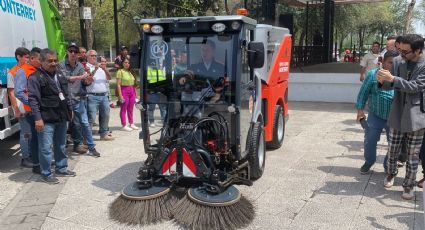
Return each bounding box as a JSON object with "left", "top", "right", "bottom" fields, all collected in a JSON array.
[{"left": 0, "top": 101, "right": 423, "bottom": 230}]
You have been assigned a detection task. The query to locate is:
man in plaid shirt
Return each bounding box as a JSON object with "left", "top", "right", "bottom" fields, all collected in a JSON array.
[{"left": 356, "top": 50, "right": 399, "bottom": 175}]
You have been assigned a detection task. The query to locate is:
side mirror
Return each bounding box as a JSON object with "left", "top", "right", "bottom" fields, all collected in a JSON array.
[
  {"left": 248, "top": 42, "right": 265, "bottom": 69},
  {"left": 129, "top": 43, "right": 141, "bottom": 69}
]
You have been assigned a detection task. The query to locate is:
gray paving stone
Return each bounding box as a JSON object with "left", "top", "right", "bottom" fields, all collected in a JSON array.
[{"left": 41, "top": 217, "right": 96, "bottom": 230}]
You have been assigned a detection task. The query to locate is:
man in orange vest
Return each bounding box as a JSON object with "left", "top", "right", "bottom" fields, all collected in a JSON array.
[
  {"left": 14, "top": 47, "right": 42, "bottom": 174},
  {"left": 7, "top": 47, "right": 33, "bottom": 168}
]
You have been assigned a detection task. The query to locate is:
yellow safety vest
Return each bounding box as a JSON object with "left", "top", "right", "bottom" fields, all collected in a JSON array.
[{"left": 147, "top": 67, "right": 166, "bottom": 84}]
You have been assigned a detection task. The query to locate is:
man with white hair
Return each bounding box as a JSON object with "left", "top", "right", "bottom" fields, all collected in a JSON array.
[{"left": 85, "top": 50, "right": 114, "bottom": 141}]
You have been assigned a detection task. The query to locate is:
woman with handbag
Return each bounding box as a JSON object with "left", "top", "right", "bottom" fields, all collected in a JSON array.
[{"left": 116, "top": 57, "right": 138, "bottom": 131}]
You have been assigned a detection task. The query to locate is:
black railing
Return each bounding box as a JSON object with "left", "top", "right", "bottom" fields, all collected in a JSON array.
[{"left": 292, "top": 45, "right": 326, "bottom": 68}]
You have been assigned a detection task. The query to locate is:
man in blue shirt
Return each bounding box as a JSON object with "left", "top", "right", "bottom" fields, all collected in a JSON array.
[{"left": 356, "top": 50, "right": 399, "bottom": 174}]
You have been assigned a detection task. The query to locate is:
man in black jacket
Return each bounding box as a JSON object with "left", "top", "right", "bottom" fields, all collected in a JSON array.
[{"left": 28, "top": 48, "right": 76, "bottom": 184}]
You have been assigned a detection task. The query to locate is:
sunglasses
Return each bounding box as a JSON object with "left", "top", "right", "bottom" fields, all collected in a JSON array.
[
  {"left": 68, "top": 50, "right": 78, "bottom": 54},
  {"left": 400, "top": 49, "right": 413, "bottom": 55}
]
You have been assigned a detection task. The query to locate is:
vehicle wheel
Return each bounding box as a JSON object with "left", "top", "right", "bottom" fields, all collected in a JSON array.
[
  {"left": 248, "top": 122, "right": 266, "bottom": 180},
  {"left": 266, "top": 105, "right": 285, "bottom": 150}
]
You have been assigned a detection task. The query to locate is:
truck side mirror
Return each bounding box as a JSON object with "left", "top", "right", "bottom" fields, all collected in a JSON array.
[
  {"left": 248, "top": 42, "right": 265, "bottom": 69},
  {"left": 129, "top": 43, "right": 141, "bottom": 69}
]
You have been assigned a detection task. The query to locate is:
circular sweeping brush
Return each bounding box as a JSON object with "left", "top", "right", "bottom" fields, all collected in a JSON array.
[
  {"left": 172, "top": 185, "right": 255, "bottom": 230},
  {"left": 109, "top": 181, "right": 177, "bottom": 225}
]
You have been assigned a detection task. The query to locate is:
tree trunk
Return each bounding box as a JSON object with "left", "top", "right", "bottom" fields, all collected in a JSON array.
[
  {"left": 224, "top": 0, "right": 230, "bottom": 15},
  {"left": 86, "top": 19, "right": 94, "bottom": 50},
  {"left": 358, "top": 27, "right": 365, "bottom": 55},
  {"left": 299, "top": 30, "right": 305, "bottom": 47},
  {"left": 405, "top": 0, "right": 416, "bottom": 34}
]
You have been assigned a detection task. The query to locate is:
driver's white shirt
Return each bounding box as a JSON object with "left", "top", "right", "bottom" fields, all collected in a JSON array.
[{"left": 203, "top": 61, "right": 211, "bottom": 70}]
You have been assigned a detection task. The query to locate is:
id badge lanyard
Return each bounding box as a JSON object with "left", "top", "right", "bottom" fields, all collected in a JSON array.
[{"left": 40, "top": 68, "right": 65, "bottom": 101}]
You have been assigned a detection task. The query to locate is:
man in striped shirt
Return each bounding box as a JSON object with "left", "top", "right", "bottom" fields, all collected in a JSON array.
[{"left": 356, "top": 50, "right": 399, "bottom": 174}]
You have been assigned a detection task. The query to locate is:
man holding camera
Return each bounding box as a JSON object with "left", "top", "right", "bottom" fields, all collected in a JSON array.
[{"left": 59, "top": 43, "right": 100, "bottom": 157}]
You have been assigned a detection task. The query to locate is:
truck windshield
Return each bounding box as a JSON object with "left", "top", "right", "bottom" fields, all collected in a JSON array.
[{"left": 142, "top": 34, "right": 235, "bottom": 107}]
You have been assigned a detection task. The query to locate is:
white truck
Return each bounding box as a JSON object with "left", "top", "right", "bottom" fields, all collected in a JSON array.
[{"left": 0, "top": 0, "right": 65, "bottom": 139}]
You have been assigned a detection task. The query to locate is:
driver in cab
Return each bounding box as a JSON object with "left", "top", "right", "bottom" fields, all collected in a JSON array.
[{"left": 178, "top": 40, "right": 225, "bottom": 102}]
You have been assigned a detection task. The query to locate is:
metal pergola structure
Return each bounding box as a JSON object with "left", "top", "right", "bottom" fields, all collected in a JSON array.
[{"left": 278, "top": 0, "right": 390, "bottom": 67}]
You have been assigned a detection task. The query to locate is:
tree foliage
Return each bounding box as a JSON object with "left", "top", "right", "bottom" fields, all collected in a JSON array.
[{"left": 57, "top": 0, "right": 419, "bottom": 54}]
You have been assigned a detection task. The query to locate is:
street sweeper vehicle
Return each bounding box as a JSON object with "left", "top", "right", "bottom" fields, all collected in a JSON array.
[{"left": 110, "top": 14, "right": 291, "bottom": 230}]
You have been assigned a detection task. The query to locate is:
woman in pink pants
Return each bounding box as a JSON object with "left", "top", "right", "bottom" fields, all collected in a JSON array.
[{"left": 116, "top": 57, "right": 138, "bottom": 131}]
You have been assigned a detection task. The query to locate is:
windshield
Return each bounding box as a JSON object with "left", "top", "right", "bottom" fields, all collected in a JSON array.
[
  {"left": 142, "top": 34, "right": 235, "bottom": 104},
  {"left": 141, "top": 34, "right": 237, "bottom": 146}
]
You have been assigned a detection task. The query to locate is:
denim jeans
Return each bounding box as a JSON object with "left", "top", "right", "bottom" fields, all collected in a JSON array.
[
  {"left": 72, "top": 98, "right": 95, "bottom": 150},
  {"left": 37, "top": 121, "right": 68, "bottom": 177},
  {"left": 25, "top": 113, "right": 39, "bottom": 165},
  {"left": 18, "top": 116, "right": 31, "bottom": 159},
  {"left": 147, "top": 93, "right": 167, "bottom": 123},
  {"left": 364, "top": 112, "right": 389, "bottom": 168},
  {"left": 87, "top": 94, "right": 110, "bottom": 137}
]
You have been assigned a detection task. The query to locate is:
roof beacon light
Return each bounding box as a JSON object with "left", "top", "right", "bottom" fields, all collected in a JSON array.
[
  {"left": 231, "top": 21, "right": 241, "bottom": 30},
  {"left": 143, "top": 24, "right": 151, "bottom": 32},
  {"left": 212, "top": 23, "right": 226, "bottom": 33},
  {"left": 236, "top": 8, "right": 248, "bottom": 16},
  {"left": 151, "top": 25, "right": 164, "bottom": 34}
]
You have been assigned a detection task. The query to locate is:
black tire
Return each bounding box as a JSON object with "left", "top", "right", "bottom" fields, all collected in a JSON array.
[
  {"left": 247, "top": 122, "right": 266, "bottom": 180},
  {"left": 266, "top": 105, "right": 285, "bottom": 150}
]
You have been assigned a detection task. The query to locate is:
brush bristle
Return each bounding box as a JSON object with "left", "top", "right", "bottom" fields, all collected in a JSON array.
[
  {"left": 109, "top": 192, "right": 177, "bottom": 225},
  {"left": 172, "top": 194, "right": 255, "bottom": 230}
]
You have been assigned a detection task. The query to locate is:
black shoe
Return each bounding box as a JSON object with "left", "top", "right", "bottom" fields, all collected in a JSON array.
[
  {"left": 360, "top": 162, "right": 372, "bottom": 174},
  {"left": 89, "top": 148, "right": 101, "bottom": 157},
  {"left": 41, "top": 175, "right": 59, "bottom": 184},
  {"left": 32, "top": 166, "right": 41, "bottom": 174},
  {"left": 20, "top": 158, "right": 34, "bottom": 168},
  {"left": 55, "top": 170, "right": 76, "bottom": 177}
]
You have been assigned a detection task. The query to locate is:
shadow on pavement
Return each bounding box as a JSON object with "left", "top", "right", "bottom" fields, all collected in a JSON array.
[
  {"left": 343, "top": 127, "right": 364, "bottom": 133},
  {"left": 337, "top": 140, "right": 363, "bottom": 152},
  {"left": 341, "top": 119, "right": 357, "bottom": 126},
  {"left": 315, "top": 166, "right": 408, "bottom": 205},
  {"left": 0, "top": 133, "right": 23, "bottom": 174},
  {"left": 92, "top": 162, "right": 141, "bottom": 194},
  {"left": 326, "top": 154, "right": 364, "bottom": 161}
]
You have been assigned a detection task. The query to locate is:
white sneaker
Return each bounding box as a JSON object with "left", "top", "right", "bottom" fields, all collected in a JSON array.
[
  {"left": 149, "top": 123, "right": 156, "bottom": 128},
  {"left": 401, "top": 187, "right": 414, "bottom": 200},
  {"left": 130, "top": 124, "right": 139, "bottom": 130},
  {"left": 384, "top": 175, "right": 395, "bottom": 188},
  {"left": 121, "top": 126, "right": 133, "bottom": 132}
]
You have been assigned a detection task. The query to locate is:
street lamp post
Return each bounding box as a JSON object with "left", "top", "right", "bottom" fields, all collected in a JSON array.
[
  {"left": 79, "top": 0, "right": 87, "bottom": 48},
  {"left": 113, "top": 0, "right": 120, "bottom": 56}
]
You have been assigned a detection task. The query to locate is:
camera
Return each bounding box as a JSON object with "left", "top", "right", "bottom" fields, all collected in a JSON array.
[{"left": 359, "top": 117, "right": 368, "bottom": 129}]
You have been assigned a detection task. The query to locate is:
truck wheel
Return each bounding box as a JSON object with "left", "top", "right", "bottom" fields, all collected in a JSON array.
[
  {"left": 267, "top": 105, "right": 285, "bottom": 150},
  {"left": 248, "top": 122, "right": 266, "bottom": 180}
]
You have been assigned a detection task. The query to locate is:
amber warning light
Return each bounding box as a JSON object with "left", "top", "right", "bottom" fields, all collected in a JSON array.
[{"left": 236, "top": 8, "right": 248, "bottom": 16}]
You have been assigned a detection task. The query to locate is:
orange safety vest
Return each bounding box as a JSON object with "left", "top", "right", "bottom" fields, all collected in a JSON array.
[{"left": 8, "top": 63, "right": 37, "bottom": 112}]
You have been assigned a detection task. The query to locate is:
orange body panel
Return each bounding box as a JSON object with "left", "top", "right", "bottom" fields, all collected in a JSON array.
[{"left": 261, "top": 35, "right": 292, "bottom": 142}]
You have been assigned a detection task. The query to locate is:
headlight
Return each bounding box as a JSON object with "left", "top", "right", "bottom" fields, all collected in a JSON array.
[
  {"left": 212, "top": 23, "right": 226, "bottom": 33},
  {"left": 151, "top": 25, "right": 164, "bottom": 34},
  {"left": 143, "top": 24, "right": 151, "bottom": 32}
]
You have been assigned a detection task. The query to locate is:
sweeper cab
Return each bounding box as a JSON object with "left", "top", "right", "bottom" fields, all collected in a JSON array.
[{"left": 110, "top": 15, "right": 291, "bottom": 229}]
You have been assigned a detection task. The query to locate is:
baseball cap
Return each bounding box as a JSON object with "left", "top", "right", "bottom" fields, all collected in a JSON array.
[
  {"left": 120, "top": 45, "right": 128, "bottom": 51},
  {"left": 67, "top": 42, "right": 79, "bottom": 50}
]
